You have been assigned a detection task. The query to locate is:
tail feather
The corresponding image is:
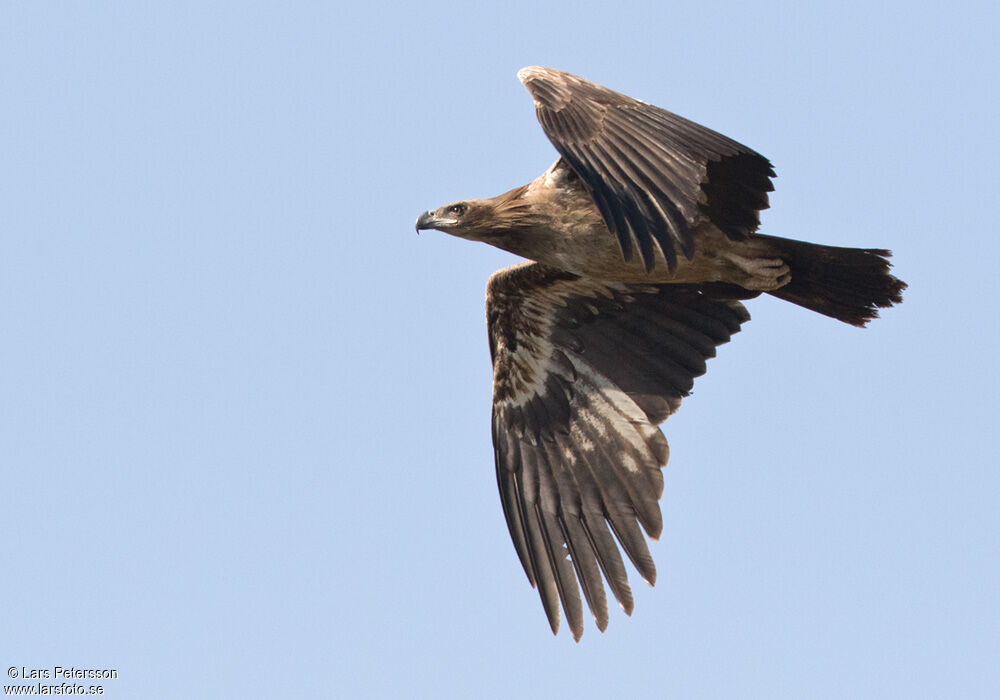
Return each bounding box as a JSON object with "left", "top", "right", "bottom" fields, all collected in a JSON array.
[{"left": 759, "top": 234, "right": 906, "bottom": 327}]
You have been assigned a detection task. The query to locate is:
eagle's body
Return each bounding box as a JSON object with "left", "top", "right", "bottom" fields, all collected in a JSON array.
[
  {"left": 461, "top": 159, "right": 791, "bottom": 288},
  {"left": 417, "top": 66, "right": 905, "bottom": 641}
]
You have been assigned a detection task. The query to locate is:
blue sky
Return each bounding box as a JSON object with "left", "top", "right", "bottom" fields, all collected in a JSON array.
[{"left": 2, "top": 2, "right": 997, "bottom": 698}]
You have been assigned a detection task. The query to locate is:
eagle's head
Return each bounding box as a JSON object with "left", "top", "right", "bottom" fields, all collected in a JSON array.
[
  {"left": 415, "top": 200, "right": 494, "bottom": 241},
  {"left": 415, "top": 184, "right": 540, "bottom": 245}
]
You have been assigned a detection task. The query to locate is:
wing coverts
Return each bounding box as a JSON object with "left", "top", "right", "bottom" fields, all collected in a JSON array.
[{"left": 519, "top": 66, "right": 775, "bottom": 272}]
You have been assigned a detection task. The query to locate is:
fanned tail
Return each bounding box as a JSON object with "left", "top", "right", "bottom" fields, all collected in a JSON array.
[{"left": 760, "top": 234, "right": 906, "bottom": 327}]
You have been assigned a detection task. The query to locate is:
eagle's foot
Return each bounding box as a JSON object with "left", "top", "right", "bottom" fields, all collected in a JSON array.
[{"left": 725, "top": 254, "right": 791, "bottom": 291}]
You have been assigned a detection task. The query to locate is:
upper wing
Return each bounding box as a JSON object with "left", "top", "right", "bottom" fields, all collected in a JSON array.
[
  {"left": 518, "top": 66, "right": 775, "bottom": 273},
  {"left": 486, "top": 262, "right": 752, "bottom": 640}
]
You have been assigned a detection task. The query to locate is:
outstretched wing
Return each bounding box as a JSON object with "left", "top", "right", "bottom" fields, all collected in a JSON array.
[
  {"left": 518, "top": 66, "right": 775, "bottom": 273},
  {"left": 486, "top": 262, "right": 752, "bottom": 640}
]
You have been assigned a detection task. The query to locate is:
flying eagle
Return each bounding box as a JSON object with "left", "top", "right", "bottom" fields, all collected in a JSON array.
[{"left": 416, "top": 66, "right": 905, "bottom": 640}]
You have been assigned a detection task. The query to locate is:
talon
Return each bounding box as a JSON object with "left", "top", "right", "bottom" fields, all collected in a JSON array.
[{"left": 726, "top": 254, "right": 791, "bottom": 291}]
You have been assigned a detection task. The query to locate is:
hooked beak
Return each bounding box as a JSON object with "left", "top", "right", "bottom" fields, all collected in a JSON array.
[{"left": 415, "top": 210, "right": 437, "bottom": 233}]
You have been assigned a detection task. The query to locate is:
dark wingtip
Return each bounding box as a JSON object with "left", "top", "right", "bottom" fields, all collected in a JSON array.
[
  {"left": 546, "top": 612, "right": 560, "bottom": 637},
  {"left": 595, "top": 612, "right": 609, "bottom": 633}
]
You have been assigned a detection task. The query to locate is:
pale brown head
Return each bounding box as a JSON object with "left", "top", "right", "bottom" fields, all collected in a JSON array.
[
  {"left": 415, "top": 199, "right": 495, "bottom": 242},
  {"left": 415, "top": 185, "right": 541, "bottom": 244}
]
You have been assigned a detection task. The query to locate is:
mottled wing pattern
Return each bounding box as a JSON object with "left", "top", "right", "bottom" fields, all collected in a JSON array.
[
  {"left": 518, "top": 66, "right": 775, "bottom": 272},
  {"left": 486, "top": 262, "right": 751, "bottom": 639}
]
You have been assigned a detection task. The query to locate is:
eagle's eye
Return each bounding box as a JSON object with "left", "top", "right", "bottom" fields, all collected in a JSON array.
[{"left": 447, "top": 203, "right": 468, "bottom": 217}]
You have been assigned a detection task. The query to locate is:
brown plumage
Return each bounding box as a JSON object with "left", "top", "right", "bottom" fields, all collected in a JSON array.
[{"left": 416, "top": 66, "right": 905, "bottom": 640}]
